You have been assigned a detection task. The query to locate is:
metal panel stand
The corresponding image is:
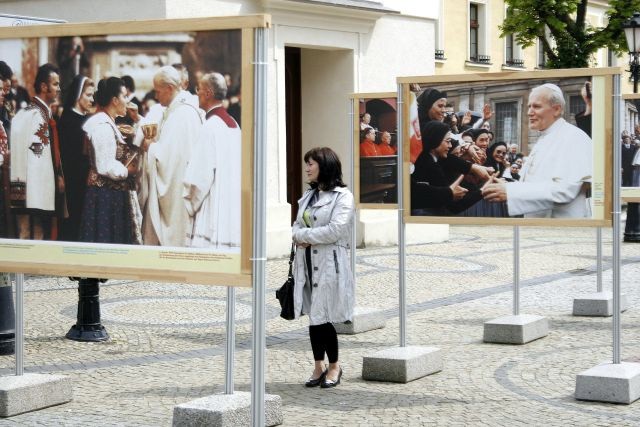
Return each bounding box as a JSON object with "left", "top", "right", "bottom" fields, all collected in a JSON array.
[
  {"left": 172, "top": 27, "right": 282, "bottom": 426},
  {"left": 483, "top": 227, "right": 549, "bottom": 345},
  {"left": 362, "top": 84, "right": 442, "bottom": 384},
  {"left": 575, "top": 74, "right": 640, "bottom": 404},
  {"left": 335, "top": 100, "right": 386, "bottom": 336},
  {"left": 573, "top": 228, "right": 628, "bottom": 316},
  {"left": 0, "top": 273, "right": 72, "bottom": 417}
]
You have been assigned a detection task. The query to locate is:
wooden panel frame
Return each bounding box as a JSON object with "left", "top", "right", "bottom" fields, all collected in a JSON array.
[
  {"left": 0, "top": 15, "right": 271, "bottom": 286},
  {"left": 622, "top": 93, "right": 640, "bottom": 202},
  {"left": 399, "top": 68, "right": 617, "bottom": 227},
  {"left": 351, "top": 92, "right": 398, "bottom": 209}
]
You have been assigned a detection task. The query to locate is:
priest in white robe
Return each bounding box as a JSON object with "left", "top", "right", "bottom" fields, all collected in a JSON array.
[
  {"left": 183, "top": 72, "right": 241, "bottom": 250},
  {"left": 140, "top": 66, "right": 203, "bottom": 246},
  {"left": 482, "top": 83, "right": 592, "bottom": 218}
]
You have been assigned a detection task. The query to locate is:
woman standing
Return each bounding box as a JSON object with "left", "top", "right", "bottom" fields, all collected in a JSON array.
[
  {"left": 58, "top": 75, "right": 94, "bottom": 241},
  {"left": 292, "top": 147, "right": 354, "bottom": 388},
  {"left": 79, "top": 77, "right": 140, "bottom": 244}
]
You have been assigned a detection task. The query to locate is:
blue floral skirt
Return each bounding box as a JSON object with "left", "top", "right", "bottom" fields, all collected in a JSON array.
[{"left": 79, "top": 186, "right": 133, "bottom": 244}]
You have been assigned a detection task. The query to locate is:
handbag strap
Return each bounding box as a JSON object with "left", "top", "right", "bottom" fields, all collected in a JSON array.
[{"left": 288, "top": 243, "right": 295, "bottom": 278}]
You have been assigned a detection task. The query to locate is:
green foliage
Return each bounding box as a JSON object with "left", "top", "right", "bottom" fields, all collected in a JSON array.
[{"left": 500, "top": 0, "right": 640, "bottom": 68}]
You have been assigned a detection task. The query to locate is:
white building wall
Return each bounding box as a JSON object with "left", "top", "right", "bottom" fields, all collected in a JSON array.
[
  {"left": 358, "top": 15, "right": 435, "bottom": 92},
  {"left": 0, "top": 0, "right": 166, "bottom": 21},
  {"left": 165, "top": 0, "right": 259, "bottom": 17},
  {"left": 356, "top": 12, "right": 449, "bottom": 247}
]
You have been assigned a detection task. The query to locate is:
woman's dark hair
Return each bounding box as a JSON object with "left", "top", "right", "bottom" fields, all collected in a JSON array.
[
  {"left": 303, "top": 147, "right": 346, "bottom": 191},
  {"left": 94, "top": 77, "right": 124, "bottom": 107},
  {"left": 0, "top": 61, "right": 12, "bottom": 81},
  {"left": 486, "top": 141, "right": 508, "bottom": 175}
]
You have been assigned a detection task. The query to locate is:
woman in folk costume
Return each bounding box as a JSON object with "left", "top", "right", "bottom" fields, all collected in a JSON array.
[
  {"left": 292, "top": 147, "right": 355, "bottom": 389},
  {"left": 79, "top": 77, "right": 141, "bottom": 244},
  {"left": 58, "top": 75, "right": 95, "bottom": 241}
]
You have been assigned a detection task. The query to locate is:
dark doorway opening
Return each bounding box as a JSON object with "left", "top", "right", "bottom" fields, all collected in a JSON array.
[{"left": 285, "top": 46, "right": 302, "bottom": 224}]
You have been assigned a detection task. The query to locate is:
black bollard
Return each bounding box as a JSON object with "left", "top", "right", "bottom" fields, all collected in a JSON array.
[
  {"left": 66, "top": 278, "right": 109, "bottom": 342},
  {"left": 0, "top": 273, "right": 15, "bottom": 355}
]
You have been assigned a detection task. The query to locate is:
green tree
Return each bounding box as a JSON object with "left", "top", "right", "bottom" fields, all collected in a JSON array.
[{"left": 500, "top": 0, "right": 640, "bottom": 68}]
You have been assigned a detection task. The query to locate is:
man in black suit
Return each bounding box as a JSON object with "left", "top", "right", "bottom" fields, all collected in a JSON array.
[{"left": 622, "top": 133, "right": 637, "bottom": 187}]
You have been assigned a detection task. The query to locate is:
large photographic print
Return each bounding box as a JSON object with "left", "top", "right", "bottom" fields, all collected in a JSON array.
[
  {"left": 399, "top": 69, "right": 614, "bottom": 227},
  {"left": 352, "top": 93, "right": 398, "bottom": 208},
  {"left": 0, "top": 16, "right": 266, "bottom": 285}
]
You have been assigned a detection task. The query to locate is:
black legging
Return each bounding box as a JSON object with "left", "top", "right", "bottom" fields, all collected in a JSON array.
[{"left": 309, "top": 322, "right": 338, "bottom": 363}]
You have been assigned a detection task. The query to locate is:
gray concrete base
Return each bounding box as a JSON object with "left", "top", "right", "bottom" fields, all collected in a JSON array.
[
  {"left": 0, "top": 373, "right": 72, "bottom": 417},
  {"left": 575, "top": 362, "right": 640, "bottom": 404},
  {"left": 172, "top": 391, "right": 282, "bottom": 427},
  {"left": 572, "top": 292, "right": 629, "bottom": 317},
  {"left": 483, "top": 314, "right": 548, "bottom": 345},
  {"left": 362, "top": 346, "right": 442, "bottom": 383},
  {"left": 333, "top": 307, "right": 385, "bottom": 334}
]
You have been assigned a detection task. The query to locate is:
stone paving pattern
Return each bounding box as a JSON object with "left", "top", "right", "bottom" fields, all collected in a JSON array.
[{"left": 1, "top": 226, "right": 640, "bottom": 425}]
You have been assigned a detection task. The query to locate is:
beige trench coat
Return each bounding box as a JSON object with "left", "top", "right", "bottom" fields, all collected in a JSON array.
[{"left": 292, "top": 186, "right": 355, "bottom": 325}]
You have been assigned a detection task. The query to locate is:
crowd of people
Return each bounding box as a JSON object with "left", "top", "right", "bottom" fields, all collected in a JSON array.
[
  {"left": 0, "top": 60, "right": 241, "bottom": 250},
  {"left": 622, "top": 126, "right": 640, "bottom": 188},
  {"left": 410, "top": 82, "right": 593, "bottom": 219},
  {"left": 359, "top": 112, "right": 397, "bottom": 157}
]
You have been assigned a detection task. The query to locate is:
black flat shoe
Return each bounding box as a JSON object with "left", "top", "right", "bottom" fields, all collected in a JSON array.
[
  {"left": 305, "top": 369, "right": 327, "bottom": 387},
  {"left": 321, "top": 368, "right": 342, "bottom": 388}
]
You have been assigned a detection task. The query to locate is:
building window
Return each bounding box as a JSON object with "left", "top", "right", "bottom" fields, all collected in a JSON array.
[
  {"left": 607, "top": 48, "right": 614, "bottom": 67},
  {"left": 468, "top": 2, "right": 490, "bottom": 64},
  {"left": 503, "top": 7, "right": 523, "bottom": 68},
  {"left": 537, "top": 36, "right": 547, "bottom": 68},
  {"left": 494, "top": 101, "right": 519, "bottom": 147},
  {"left": 569, "top": 95, "right": 586, "bottom": 124},
  {"left": 504, "top": 34, "right": 524, "bottom": 67},
  {"left": 470, "top": 4, "right": 479, "bottom": 60}
]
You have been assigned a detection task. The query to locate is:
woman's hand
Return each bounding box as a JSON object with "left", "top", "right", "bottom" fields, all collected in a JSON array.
[
  {"left": 449, "top": 174, "right": 468, "bottom": 201},
  {"left": 464, "top": 144, "right": 485, "bottom": 164},
  {"left": 126, "top": 161, "right": 138, "bottom": 177},
  {"left": 461, "top": 111, "right": 472, "bottom": 126},
  {"left": 482, "top": 104, "right": 493, "bottom": 121},
  {"left": 470, "top": 164, "right": 491, "bottom": 182}
]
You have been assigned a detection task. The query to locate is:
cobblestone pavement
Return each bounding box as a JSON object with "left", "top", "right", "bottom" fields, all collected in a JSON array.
[{"left": 1, "top": 225, "right": 640, "bottom": 426}]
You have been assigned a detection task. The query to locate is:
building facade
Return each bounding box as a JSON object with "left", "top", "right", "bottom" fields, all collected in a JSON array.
[
  {"left": 0, "top": 0, "right": 452, "bottom": 257},
  {"left": 1, "top": 0, "right": 635, "bottom": 257}
]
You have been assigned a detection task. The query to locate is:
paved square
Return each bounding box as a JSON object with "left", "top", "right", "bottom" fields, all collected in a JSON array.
[{"left": 1, "top": 226, "right": 640, "bottom": 426}]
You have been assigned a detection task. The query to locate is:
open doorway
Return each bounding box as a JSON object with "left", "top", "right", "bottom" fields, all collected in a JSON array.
[
  {"left": 285, "top": 46, "right": 302, "bottom": 223},
  {"left": 284, "top": 46, "right": 354, "bottom": 223}
]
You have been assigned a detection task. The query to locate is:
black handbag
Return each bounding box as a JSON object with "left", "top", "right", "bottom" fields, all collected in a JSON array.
[{"left": 276, "top": 244, "right": 296, "bottom": 320}]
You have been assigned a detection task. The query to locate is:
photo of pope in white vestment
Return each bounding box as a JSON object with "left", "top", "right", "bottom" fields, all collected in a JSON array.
[{"left": 482, "top": 83, "right": 592, "bottom": 219}]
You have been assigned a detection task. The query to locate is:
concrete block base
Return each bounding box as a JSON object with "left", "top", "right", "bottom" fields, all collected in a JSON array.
[
  {"left": 572, "top": 292, "right": 629, "bottom": 317},
  {"left": 362, "top": 346, "right": 442, "bottom": 383},
  {"left": 0, "top": 373, "right": 72, "bottom": 417},
  {"left": 483, "top": 314, "right": 548, "bottom": 344},
  {"left": 334, "top": 307, "right": 385, "bottom": 334},
  {"left": 575, "top": 362, "right": 640, "bottom": 404},
  {"left": 172, "top": 391, "right": 282, "bottom": 427}
]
